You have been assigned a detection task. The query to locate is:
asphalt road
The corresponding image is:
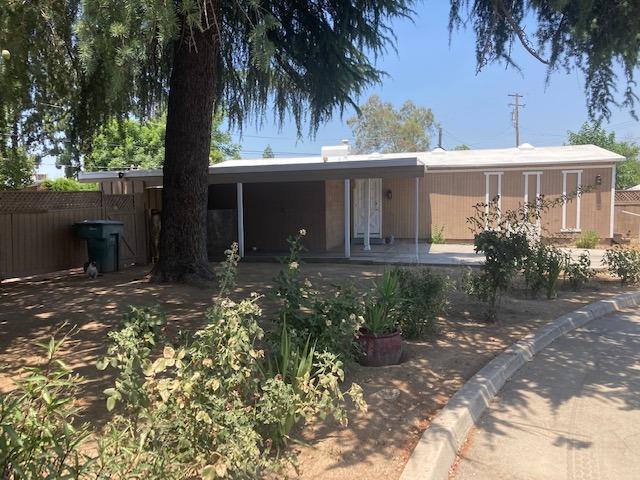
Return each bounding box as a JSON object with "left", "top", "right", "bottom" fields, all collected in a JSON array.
[{"left": 454, "top": 307, "right": 640, "bottom": 480}]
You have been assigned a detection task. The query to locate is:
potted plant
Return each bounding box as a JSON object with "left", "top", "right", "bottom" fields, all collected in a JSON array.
[{"left": 357, "top": 270, "right": 403, "bottom": 366}]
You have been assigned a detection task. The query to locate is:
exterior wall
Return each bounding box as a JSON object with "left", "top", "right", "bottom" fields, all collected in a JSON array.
[
  {"left": 378, "top": 164, "right": 616, "bottom": 242},
  {"left": 426, "top": 165, "right": 615, "bottom": 241},
  {"left": 243, "top": 181, "right": 326, "bottom": 252},
  {"left": 325, "top": 180, "right": 345, "bottom": 251},
  {"left": 380, "top": 177, "right": 429, "bottom": 240}
]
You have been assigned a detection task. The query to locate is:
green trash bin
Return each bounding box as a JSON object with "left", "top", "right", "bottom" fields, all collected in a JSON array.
[{"left": 74, "top": 220, "right": 124, "bottom": 273}]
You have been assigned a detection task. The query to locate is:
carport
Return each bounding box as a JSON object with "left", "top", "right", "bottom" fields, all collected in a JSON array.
[{"left": 207, "top": 153, "right": 425, "bottom": 260}]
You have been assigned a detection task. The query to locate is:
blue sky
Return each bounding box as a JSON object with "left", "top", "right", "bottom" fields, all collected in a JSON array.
[{"left": 41, "top": 1, "right": 639, "bottom": 178}]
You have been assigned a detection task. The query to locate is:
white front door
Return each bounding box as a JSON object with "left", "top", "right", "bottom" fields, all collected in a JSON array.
[{"left": 354, "top": 178, "right": 382, "bottom": 238}]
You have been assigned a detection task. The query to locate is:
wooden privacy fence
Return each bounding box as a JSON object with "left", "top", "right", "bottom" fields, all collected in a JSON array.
[
  {"left": 615, "top": 190, "right": 640, "bottom": 241},
  {"left": 0, "top": 191, "right": 148, "bottom": 280}
]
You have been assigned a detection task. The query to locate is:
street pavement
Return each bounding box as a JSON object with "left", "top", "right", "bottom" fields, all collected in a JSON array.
[{"left": 454, "top": 308, "right": 640, "bottom": 480}]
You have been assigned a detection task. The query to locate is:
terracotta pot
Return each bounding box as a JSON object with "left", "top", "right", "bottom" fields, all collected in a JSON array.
[{"left": 357, "top": 328, "right": 403, "bottom": 367}]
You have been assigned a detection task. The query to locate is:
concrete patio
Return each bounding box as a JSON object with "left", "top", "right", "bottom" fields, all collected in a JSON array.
[{"left": 245, "top": 240, "right": 609, "bottom": 268}]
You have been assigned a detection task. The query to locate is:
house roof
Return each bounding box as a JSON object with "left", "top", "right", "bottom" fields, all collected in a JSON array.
[{"left": 78, "top": 144, "right": 623, "bottom": 184}]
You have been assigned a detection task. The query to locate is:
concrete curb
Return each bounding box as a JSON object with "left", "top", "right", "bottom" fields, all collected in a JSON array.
[{"left": 399, "top": 290, "right": 640, "bottom": 480}]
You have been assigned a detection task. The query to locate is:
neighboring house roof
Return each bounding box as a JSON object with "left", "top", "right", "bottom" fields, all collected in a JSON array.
[
  {"left": 626, "top": 184, "right": 640, "bottom": 191},
  {"left": 78, "top": 144, "right": 624, "bottom": 184}
]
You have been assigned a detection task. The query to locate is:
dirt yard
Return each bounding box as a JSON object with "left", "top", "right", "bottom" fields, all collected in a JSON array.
[{"left": 0, "top": 262, "right": 635, "bottom": 479}]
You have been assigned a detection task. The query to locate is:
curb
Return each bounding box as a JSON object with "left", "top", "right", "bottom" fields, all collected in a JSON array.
[{"left": 399, "top": 290, "right": 640, "bottom": 480}]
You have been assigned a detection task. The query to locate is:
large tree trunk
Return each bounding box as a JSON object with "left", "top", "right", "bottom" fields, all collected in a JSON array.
[{"left": 151, "top": 6, "right": 219, "bottom": 283}]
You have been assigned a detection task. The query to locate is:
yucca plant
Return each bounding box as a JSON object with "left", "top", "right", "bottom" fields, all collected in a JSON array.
[
  {"left": 362, "top": 270, "right": 402, "bottom": 336},
  {"left": 262, "top": 323, "right": 316, "bottom": 443}
]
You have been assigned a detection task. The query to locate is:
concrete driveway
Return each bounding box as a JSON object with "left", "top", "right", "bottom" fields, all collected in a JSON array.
[{"left": 454, "top": 308, "right": 640, "bottom": 480}]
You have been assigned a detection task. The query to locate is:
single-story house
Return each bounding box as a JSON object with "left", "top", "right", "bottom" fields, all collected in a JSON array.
[{"left": 79, "top": 143, "right": 624, "bottom": 259}]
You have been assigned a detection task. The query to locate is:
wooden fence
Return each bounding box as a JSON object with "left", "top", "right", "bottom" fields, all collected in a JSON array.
[
  {"left": 0, "top": 191, "right": 148, "bottom": 280},
  {"left": 614, "top": 190, "right": 640, "bottom": 241}
]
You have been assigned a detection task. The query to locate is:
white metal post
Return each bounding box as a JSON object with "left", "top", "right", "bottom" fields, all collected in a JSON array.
[
  {"left": 344, "top": 179, "right": 351, "bottom": 258},
  {"left": 236, "top": 183, "right": 244, "bottom": 258},
  {"left": 415, "top": 177, "right": 420, "bottom": 262},
  {"left": 363, "top": 178, "right": 371, "bottom": 251}
]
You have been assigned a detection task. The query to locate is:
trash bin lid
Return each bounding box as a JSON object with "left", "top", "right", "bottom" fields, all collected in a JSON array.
[{"left": 74, "top": 220, "right": 124, "bottom": 226}]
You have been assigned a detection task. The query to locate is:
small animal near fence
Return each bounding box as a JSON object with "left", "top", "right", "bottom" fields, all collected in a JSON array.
[
  {"left": 614, "top": 190, "right": 640, "bottom": 242},
  {"left": 0, "top": 191, "right": 148, "bottom": 280}
]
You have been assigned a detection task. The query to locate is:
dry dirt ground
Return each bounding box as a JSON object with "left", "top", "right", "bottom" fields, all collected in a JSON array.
[{"left": 0, "top": 262, "right": 636, "bottom": 480}]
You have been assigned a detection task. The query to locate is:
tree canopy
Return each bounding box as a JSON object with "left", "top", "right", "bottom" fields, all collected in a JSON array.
[
  {"left": 0, "top": 148, "right": 34, "bottom": 190},
  {"left": 40, "top": 177, "right": 98, "bottom": 191},
  {"left": 567, "top": 122, "right": 640, "bottom": 189},
  {"left": 83, "top": 113, "right": 240, "bottom": 172},
  {"left": 450, "top": 1, "right": 640, "bottom": 120},
  {"left": 347, "top": 95, "right": 437, "bottom": 154},
  {"left": 262, "top": 146, "right": 275, "bottom": 159}
]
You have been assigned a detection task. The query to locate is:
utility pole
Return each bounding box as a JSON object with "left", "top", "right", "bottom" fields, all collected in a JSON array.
[{"left": 508, "top": 93, "right": 524, "bottom": 147}]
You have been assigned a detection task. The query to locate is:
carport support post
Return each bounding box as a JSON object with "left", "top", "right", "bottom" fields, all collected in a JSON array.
[
  {"left": 344, "top": 179, "right": 351, "bottom": 258},
  {"left": 236, "top": 183, "right": 244, "bottom": 258},
  {"left": 415, "top": 177, "right": 420, "bottom": 262},
  {"left": 364, "top": 178, "right": 371, "bottom": 251}
]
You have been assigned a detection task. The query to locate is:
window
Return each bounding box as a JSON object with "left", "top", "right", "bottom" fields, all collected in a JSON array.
[
  {"left": 562, "top": 170, "right": 582, "bottom": 232},
  {"left": 523, "top": 172, "right": 542, "bottom": 227},
  {"left": 484, "top": 172, "right": 503, "bottom": 228},
  {"left": 484, "top": 172, "right": 503, "bottom": 208}
]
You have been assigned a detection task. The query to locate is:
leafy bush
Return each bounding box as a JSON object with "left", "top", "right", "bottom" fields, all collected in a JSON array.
[
  {"left": 392, "top": 267, "right": 451, "bottom": 338},
  {"left": 466, "top": 189, "right": 588, "bottom": 319},
  {"left": 564, "top": 252, "right": 595, "bottom": 289},
  {"left": 272, "top": 230, "right": 362, "bottom": 358},
  {"left": 261, "top": 324, "right": 365, "bottom": 445},
  {"left": 467, "top": 229, "right": 530, "bottom": 320},
  {"left": 1, "top": 244, "right": 366, "bottom": 480},
  {"left": 575, "top": 230, "right": 600, "bottom": 249},
  {"left": 603, "top": 246, "right": 640, "bottom": 284},
  {"left": 523, "top": 243, "right": 568, "bottom": 299},
  {"left": 93, "top": 246, "right": 366, "bottom": 478},
  {"left": 41, "top": 178, "right": 98, "bottom": 191},
  {"left": 430, "top": 225, "right": 445, "bottom": 244},
  {"left": 0, "top": 334, "right": 92, "bottom": 479}
]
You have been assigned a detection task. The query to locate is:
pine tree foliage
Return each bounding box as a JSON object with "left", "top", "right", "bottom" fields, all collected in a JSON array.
[
  {"left": 0, "top": 1, "right": 80, "bottom": 165},
  {"left": 75, "top": 0, "right": 414, "bottom": 149},
  {"left": 450, "top": 1, "right": 640, "bottom": 120}
]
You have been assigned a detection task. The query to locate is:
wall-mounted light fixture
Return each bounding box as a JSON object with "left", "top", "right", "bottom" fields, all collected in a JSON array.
[
  {"left": 595, "top": 175, "right": 602, "bottom": 186},
  {"left": 385, "top": 189, "right": 393, "bottom": 200}
]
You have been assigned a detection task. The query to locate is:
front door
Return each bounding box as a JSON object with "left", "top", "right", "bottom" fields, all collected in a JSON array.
[{"left": 354, "top": 178, "right": 382, "bottom": 238}]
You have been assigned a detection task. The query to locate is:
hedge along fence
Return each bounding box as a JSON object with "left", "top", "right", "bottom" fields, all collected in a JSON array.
[
  {"left": 615, "top": 190, "right": 640, "bottom": 242},
  {"left": 0, "top": 191, "right": 148, "bottom": 280}
]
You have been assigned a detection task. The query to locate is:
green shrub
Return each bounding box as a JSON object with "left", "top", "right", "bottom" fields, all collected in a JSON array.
[
  {"left": 523, "top": 244, "right": 567, "bottom": 299},
  {"left": 93, "top": 247, "right": 366, "bottom": 478},
  {"left": 564, "top": 252, "right": 595, "bottom": 289},
  {"left": 0, "top": 334, "right": 93, "bottom": 479},
  {"left": 430, "top": 225, "right": 445, "bottom": 244},
  {"left": 603, "top": 246, "right": 640, "bottom": 284},
  {"left": 575, "top": 230, "right": 600, "bottom": 249},
  {"left": 469, "top": 229, "right": 530, "bottom": 320},
  {"left": 1, "top": 244, "right": 366, "bottom": 480},
  {"left": 393, "top": 267, "right": 451, "bottom": 339},
  {"left": 273, "top": 230, "right": 362, "bottom": 358},
  {"left": 41, "top": 178, "right": 98, "bottom": 191}
]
